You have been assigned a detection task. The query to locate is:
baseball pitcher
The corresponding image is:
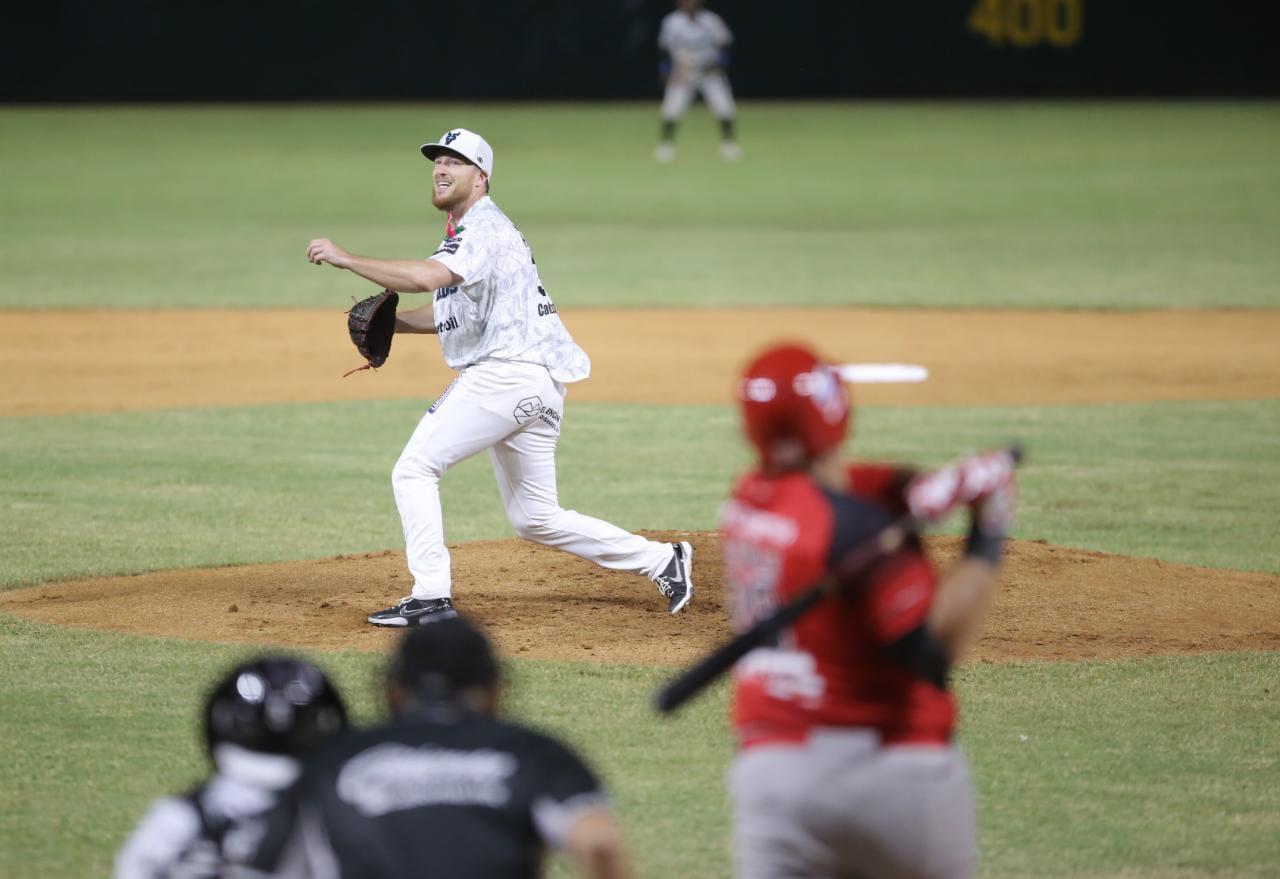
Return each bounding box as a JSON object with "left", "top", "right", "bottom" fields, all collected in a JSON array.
[
  {"left": 656, "top": 0, "right": 741, "bottom": 162},
  {"left": 307, "top": 128, "right": 693, "bottom": 627},
  {"left": 720, "top": 343, "right": 1016, "bottom": 879}
]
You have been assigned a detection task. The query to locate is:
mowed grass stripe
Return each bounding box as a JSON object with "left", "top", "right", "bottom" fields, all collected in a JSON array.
[
  {"left": 1, "top": 398, "right": 1276, "bottom": 591},
  {"left": 2, "top": 103, "right": 1278, "bottom": 309}
]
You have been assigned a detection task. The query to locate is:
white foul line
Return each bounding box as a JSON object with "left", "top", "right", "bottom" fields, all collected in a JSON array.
[{"left": 838, "top": 363, "right": 929, "bottom": 384}]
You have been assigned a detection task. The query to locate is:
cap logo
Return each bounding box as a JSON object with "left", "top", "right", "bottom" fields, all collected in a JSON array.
[
  {"left": 793, "top": 368, "right": 847, "bottom": 423},
  {"left": 444, "top": 130, "right": 461, "bottom": 145}
]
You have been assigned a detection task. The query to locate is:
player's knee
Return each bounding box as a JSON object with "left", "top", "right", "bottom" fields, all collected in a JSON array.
[
  {"left": 507, "top": 507, "right": 559, "bottom": 543},
  {"left": 392, "top": 452, "right": 445, "bottom": 488}
]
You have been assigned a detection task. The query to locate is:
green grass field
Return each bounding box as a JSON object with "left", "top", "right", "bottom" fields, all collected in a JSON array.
[
  {"left": 1, "top": 103, "right": 1278, "bottom": 878},
  {"left": 2, "top": 103, "right": 1279, "bottom": 309},
  {"left": 2, "top": 399, "right": 1278, "bottom": 589}
]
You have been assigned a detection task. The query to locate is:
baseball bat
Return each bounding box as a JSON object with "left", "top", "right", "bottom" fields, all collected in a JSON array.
[
  {"left": 653, "top": 515, "right": 914, "bottom": 714},
  {"left": 653, "top": 444, "right": 1023, "bottom": 715}
]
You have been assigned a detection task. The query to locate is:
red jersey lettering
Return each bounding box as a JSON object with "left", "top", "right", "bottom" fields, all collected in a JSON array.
[{"left": 722, "top": 463, "right": 955, "bottom": 749}]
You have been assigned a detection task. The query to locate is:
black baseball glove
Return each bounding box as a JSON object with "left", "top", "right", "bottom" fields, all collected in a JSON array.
[{"left": 344, "top": 290, "right": 398, "bottom": 376}]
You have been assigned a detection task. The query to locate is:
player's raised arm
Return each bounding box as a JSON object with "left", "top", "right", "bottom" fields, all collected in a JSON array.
[{"left": 306, "top": 238, "right": 460, "bottom": 293}]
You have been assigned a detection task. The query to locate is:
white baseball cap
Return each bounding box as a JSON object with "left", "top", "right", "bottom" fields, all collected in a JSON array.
[{"left": 421, "top": 128, "right": 494, "bottom": 180}]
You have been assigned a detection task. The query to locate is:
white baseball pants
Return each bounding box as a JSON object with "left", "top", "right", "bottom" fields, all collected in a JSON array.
[
  {"left": 392, "top": 359, "right": 674, "bottom": 600},
  {"left": 730, "top": 731, "right": 977, "bottom": 879},
  {"left": 662, "top": 69, "right": 737, "bottom": 120}
]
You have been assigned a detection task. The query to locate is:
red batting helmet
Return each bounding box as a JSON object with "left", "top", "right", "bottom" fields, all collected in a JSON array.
[{"left": 739, "top": 343, "right": 850, "bottom": 471}]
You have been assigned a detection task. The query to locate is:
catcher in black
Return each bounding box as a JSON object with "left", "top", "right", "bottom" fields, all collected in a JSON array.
[
  {"left": 247, "top": 616, "right": 633, "bottom": 879},
  {"left": 112, "top": 657, "right": 348, "bottom": 879}
]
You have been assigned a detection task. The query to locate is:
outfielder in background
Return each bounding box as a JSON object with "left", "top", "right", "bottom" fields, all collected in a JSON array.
[
  {"left": 247, "top": 616, "right": 634, "bottom": 879},
  {"left": 307, "top": 128, "right": 694, "bottom": 627},
  {"left": 113, "top": 657, "right": 348, "bottom": 879},
  {"left": 655, "top": 0, "right": 741, "bottom": 162},
  {"left": 720, "top": 343, "right": 1016, "bottom": 879}
]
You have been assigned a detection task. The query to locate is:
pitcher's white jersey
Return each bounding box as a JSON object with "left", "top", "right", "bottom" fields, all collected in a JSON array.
[
  {"left": 429, "top": 196, "right": 591, "bottom": 384},
  {"left": 659, "top": 8, "right": 733, "bottom": 73}
]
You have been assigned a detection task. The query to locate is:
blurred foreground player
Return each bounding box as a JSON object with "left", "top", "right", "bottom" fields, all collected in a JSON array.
[
  {"left": 720, "top": 343, "right": 1017, "bottom": 879},
  {"left": 113, "top": 657, "right": 348, "bottom": 879},
  {"left": 248, "top": 616, "right": 632, "bottom": 879},
  {"left": 655, "top": 0, "right": 740, "bottom": 161}
]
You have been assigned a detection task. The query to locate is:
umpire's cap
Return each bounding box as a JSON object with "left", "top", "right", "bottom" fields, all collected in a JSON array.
[
  {"left": 388, "top": 615, "right": 500, "bottom": 702},
  {"left": 204, "top": 656, "right": 348, "bottom": 758}
]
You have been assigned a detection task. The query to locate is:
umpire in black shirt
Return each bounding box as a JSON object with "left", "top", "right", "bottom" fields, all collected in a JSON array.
[{"left": 249, "top": 615, "right": 633, "bottom": 879}]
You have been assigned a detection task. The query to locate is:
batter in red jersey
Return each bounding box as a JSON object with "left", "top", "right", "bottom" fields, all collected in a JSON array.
[{"left": 720, "top": 343, "right": 1016, "bottom": 879}]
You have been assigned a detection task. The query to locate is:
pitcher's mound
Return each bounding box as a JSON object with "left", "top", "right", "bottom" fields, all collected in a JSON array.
[{"left": 2, "top": 532, "right": 1277, "bottom": 664}]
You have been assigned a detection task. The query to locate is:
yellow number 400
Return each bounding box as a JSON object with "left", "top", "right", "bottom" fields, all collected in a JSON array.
[{"left": 968, "top": 0, "right": 1083, "bottom": 48}]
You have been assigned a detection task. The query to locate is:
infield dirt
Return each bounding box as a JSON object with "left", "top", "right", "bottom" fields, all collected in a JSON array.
[
  {"left": 5, "top": 534, "right": 1279, "bottom": 665},
  {"left": 4, "top": 307, "right": 1279, "bottom": 415},
  {"left": 4, "top": 307, "right": 1277, "bottom": 664}
]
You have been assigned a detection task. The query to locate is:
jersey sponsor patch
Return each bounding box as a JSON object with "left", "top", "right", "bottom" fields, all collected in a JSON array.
[
  {"left": 435, "top": 285, "right": 458, "bottom": 302},
  {"left": 336, "top": 744, "right": 516, "bottom": 817},
  {"left": 432, "top": 237, "right": 462, "bottom": 257},
  {"left": 536, "top": 286, "right": 557, "bottom": 316}
]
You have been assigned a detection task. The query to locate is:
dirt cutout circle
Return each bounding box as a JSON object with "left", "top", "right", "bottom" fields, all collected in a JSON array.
[
  {"left": 3, "top": 308, "right": 1278, "bottom": 664},
  {"left": 6, "top": 532, "right": 1278, "bottom": 665}
]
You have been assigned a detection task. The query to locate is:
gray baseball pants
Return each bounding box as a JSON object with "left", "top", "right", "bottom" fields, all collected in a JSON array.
[{"left": 730, "top": 729, "right": 977, "bottom": 879}]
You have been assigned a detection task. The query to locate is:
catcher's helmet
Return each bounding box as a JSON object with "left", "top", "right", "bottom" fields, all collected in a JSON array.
[
  {"left": 739, "top": 343, "right": 850, "bottom": 471},
  {"left": 203, "top": 656, "right": 348, "bottom": 758}
]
